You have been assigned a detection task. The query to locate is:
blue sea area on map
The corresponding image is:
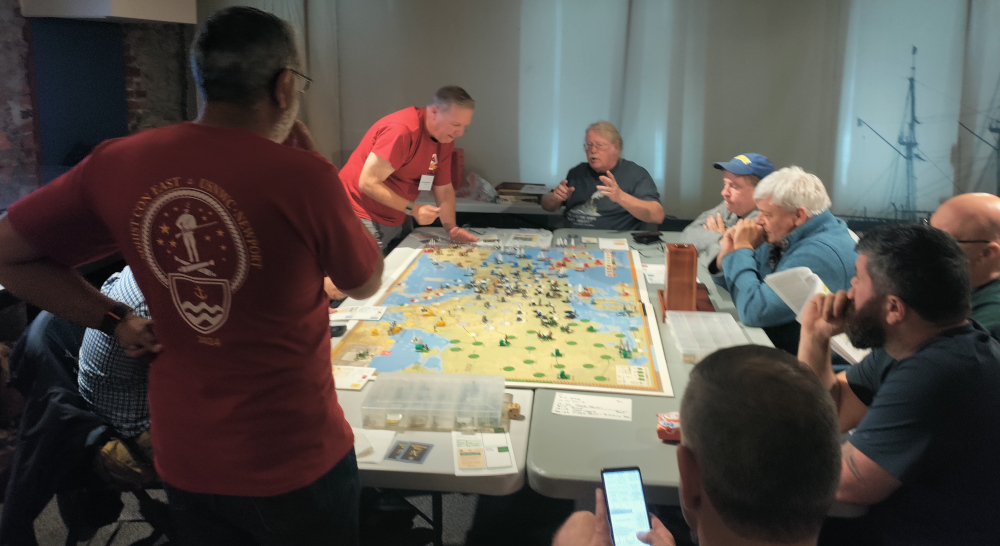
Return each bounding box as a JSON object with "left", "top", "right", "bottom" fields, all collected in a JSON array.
[
  {"left": 368, "top": 328, "right": 450, "bottom": 372},
  {"left": 397, "top": 258, "right": 467, "bottom": 294},
  {"left": 567, "top": 303, "right": 638, "bottom": 332}
]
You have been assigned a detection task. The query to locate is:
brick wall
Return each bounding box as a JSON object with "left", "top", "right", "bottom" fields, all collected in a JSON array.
[
  {"left": 0, "top": 0, "right": 39, "bottom": 208},
  {"left": 0, "top": 8, "right": 194, "bottom": 208},
  {"left": 122, "top": 22, "right": 196, "bottom": 134}
]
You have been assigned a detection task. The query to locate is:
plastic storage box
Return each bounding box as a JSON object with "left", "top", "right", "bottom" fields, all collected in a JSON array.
[
  {"left": 665, "top": 311, "right": 750, "bottom": 364},
  {"left": 362, "top": 373, "right": 508, "bottom": 432}
]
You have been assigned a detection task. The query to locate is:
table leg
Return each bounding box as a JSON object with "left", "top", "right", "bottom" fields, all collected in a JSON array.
[{"left": 432, "top": 492, "right": 443, "bottom": 546}]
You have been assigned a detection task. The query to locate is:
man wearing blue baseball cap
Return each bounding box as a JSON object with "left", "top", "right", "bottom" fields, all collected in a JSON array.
[{"left": 681, "top": 153, "right": 774, "bottom": 269}]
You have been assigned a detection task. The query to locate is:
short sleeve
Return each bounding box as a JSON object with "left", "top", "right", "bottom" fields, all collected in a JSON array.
[
  {"left": 6, "top": 149, "right": 117, "bottom": 267},
  {"left": 301, "top": 159, "right": 380, "bottom": 291},
  {"left": 846, "top": 349, "right": 894, "bottom": 406},
  {"left": 369, "top": 124, "right": 413, "bottom": 172},
  {"left": 848, "top": 350, "right": 965, "bottom": 479},
  {"left": 629, "top": 165, "right": 660, "bottom": 201}
]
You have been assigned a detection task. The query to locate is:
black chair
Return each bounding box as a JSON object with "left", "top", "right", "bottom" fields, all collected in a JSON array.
[{"left": 0, "top": 311, "right": 170, "bottom": 545}]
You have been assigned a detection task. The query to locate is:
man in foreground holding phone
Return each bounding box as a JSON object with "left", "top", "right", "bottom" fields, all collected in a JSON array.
[{"left": 552, "top": 345, "right": 841, "bottom": 546}]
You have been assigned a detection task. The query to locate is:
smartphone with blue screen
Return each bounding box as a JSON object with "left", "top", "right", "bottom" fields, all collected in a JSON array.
[{"left": 601, "top": 466, "right": 651, "bottom": 546}]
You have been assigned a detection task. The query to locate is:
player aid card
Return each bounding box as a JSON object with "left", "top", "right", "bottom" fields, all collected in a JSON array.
[
  {"left": 385, "top": 441, "right": 408, "bottom": 460},
  {"left": 399, "top": 442, "right": 433, "bottom": 463}
]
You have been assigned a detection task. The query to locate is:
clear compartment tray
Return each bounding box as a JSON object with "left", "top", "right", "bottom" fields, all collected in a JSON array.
[
  {"left": 361, "top": 373, "right": 508, "bottom": 432},
  {"left": 665, "top": 311, "right": 750, "bottom": 364}
]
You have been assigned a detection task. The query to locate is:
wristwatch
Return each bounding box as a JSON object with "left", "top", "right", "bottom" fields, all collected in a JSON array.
[
  {"left": 404, "top": 202, "right": 414, "bottom": 215},
  {"left": 99, "top": 302, "right": 133, "bottom": 338}
]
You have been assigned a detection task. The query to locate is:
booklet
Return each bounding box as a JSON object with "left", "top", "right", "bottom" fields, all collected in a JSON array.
[{"left": 764, "top": 267, "right": 870, "bottom": 365}]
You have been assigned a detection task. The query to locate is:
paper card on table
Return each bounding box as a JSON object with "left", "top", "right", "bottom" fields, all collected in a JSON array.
[
  {"left": 353, "top": 428, "right": 374, "bottom": 458},
  {"left": 353, "top": 428, "right": 397, "bottom": 465},
  {"left": 386, "top": 441, "right": 408, "bottom": 460},
  {"left": 551, "top": 392, "right": 633, "bottom": 421},
  {"left": 641, "top": 264, "right": 665, "bottom": 285},
  {"left": 503, "top": 230, "right": 553, "bottom": 248},
  {"left": 598, "top": 238, "right": 630, "bottom": 251},
  {"left": 399, "top": 442, "right": 433, "bottom": 463},
  {"left": 457, "top": 448, "right": 486, "bottom": 469},
  {"left": 581, "top": 237, "right": 598, "bottom": 244},
  {"left": 482, "top": 432, "right": 509, "bottom": 447},
  {"left": 485, "top": 445, "right": 512, "bottom": 468},
  {"left": 329, "top": 306, "right": 386, "bottom": 323},
  {"left": 452, "top": 431, "right": 517, "bottom": 475},
  {"left": 332, "top": 366, "right": 375, "bottom": 390}
]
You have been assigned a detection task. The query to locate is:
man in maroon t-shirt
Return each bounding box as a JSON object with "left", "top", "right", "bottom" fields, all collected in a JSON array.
[
  {"left": 340, "top": 86, "right": 480, "bottom": 253},
  {"left": 0, "top": 7, "right": 382, "bottom": 545}
]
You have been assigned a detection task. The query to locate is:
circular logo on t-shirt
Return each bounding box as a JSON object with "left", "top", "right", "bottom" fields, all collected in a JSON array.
[{"left": 139, "top": 187, "right": 249, "bottom": 334}]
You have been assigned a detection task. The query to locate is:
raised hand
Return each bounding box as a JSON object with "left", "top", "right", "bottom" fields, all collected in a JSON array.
[
  {"left": 800, "top": 291, "right": 852, "bottom": 342},
  {"left": 553, "top": 179, "right": 575, "bottom": 202},
  {"left": 704, "top": 212, "right": 727, "bottom": 234},
  {"left": 596, "top": 171, "right": 624, "bottom": 203},
  {"left": 730, "top": 218, "right": 766, "bottom": 249}
]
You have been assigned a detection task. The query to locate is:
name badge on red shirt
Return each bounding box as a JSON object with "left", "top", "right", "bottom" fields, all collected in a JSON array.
[{"left": 418, "top": 174, "right": 434, "bottom": 191}]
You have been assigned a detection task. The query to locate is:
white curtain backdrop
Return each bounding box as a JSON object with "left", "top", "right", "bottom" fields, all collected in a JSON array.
[
  {"left": 195, "top": 0, "right": 1000, "bottom": 219},
  {"left": 957, "top": 0, "right": 1000, "bottom": 196},
  {"left": 833, "top": 0, "right": 969, "bottom": 218}
]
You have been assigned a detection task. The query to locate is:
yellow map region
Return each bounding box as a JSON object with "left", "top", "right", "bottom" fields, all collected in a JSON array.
[{"left": 331, "top": 245, "right": 663, "bottom": 393}]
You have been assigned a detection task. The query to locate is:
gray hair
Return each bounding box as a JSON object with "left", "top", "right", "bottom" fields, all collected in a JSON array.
[
  {"left": 753, "top": 166, "right": 831, "bottom": 217},
  {"left": 681, "top": 345, "right": 840, "bottom": 542},
  {"left": 586, "top": 121, "right": 623, "bottom": 151},
  {"left": 431, "top": 86, "right": 475, "bottom": 111},
  {"left": 191, "top": 7, "right": 300, "bottom": 106}
]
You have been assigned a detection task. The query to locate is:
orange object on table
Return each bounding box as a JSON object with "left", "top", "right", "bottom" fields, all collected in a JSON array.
[{"left": 657, "top": 412, "right": 681, "bottom": 442}]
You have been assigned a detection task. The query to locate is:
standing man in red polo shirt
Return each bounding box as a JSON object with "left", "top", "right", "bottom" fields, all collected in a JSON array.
[
  {"left": 0, "top": 7, "right": 382, "bottom": 545},
  {"left": 340, "top": 86, "right": 480, "bottom": 253}
]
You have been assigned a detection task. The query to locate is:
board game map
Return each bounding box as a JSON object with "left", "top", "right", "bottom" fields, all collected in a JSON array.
[{"left": 332, "top": 245, "right": 671, "bottom": 395}]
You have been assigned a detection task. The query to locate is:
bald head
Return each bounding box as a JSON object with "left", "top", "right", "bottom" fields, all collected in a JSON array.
[{"left": 930, "top": 193, "right": 1000, "bottom": 287}]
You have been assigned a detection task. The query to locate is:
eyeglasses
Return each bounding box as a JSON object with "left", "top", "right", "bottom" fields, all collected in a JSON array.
[
  {"left": 583, "top": 142, "right": 611, "bottom": 152},
  {"left": 288, "top": 68, "right": 312, "bottom": 93}
]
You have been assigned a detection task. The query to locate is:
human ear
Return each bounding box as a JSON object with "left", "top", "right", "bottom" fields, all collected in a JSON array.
[
  {"left": 677, "top": 445, "right": 702, "bottom": 533},
  {"left": 272, "top": 69, "right": 296, "bottom": 109}
]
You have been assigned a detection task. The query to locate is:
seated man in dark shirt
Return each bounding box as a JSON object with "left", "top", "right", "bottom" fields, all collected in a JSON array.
[
  {"left": 799, "top": 223, "right": 1000, "bottom": 545},
  {"left": 540, "top": 121, "right": 664, "bottom": 230}
]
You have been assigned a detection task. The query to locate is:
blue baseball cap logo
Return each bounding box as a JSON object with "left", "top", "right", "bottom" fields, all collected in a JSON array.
[{"left": 713, "top": 153, "right": 774, "bottom": 179}]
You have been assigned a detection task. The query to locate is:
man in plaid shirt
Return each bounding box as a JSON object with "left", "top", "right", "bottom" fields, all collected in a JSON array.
[
  {"left": 79, "top": 266, "right": 150, "bottom": 440},
  {"left": 79, "top": 266, "right": 157, "bottom": 487}
]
